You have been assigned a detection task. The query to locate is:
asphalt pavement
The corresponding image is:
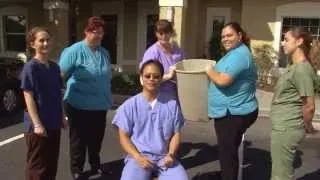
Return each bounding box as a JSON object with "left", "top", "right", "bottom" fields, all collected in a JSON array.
[{"left": 0, "top": 110, "right": 320, "bottom": 180}]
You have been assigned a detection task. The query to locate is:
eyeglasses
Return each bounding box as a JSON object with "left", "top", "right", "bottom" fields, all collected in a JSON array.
[
  {"left": 91, "top": 30, "right": 104, "bottom": 36},
  {"left": 143, "top": 74, "right": 161, "bottom": 80}
]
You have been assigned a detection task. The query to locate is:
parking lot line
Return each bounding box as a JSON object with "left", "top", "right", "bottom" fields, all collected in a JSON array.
[{"left": 0, "top": 133, "right": 24, "bottom": 147}]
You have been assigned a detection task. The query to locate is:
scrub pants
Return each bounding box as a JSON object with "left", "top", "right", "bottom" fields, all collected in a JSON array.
[
  {"left": 66, "top": 103, "right": 107, "bottom": 174},
  {"left": 214, "top": 109, "right": 258, "bottom": 180},
  {"left": 271, "top": 127, "right": 305, "bottom": 180},
  {"left": 25, "top": 130, "right": 61, "bottom": 180},
  {"left": 120, "top": 158, "right": 188, "bottom": 180}
]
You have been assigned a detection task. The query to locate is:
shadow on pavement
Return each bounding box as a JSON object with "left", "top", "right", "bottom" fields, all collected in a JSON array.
[
  {"left": 178, "top": 142, "right": 218, "bottom": 170},
  {"left": 192, "top": 171, "right": 221, "bottom": 180},
  {"left": 298, "top": 169, "right": 320, "bottom": 180},
  {"left": 243, "top": 141, "right": 303, "bottom": 180},
  {"left": 243, "top": 145, "right": 271, "bottom": 180},
  {"left": 83, "top": 159, "right": 124, "bottom": 180},
  {"left": 0, "top": 111, "right": 23, "bottom": 129}
]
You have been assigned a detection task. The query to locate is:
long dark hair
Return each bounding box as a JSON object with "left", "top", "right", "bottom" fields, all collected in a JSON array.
[{"left": 223, "top": 22, "right": 251, "bottom": 48}]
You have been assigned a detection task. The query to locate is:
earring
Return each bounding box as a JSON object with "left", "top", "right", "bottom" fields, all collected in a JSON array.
[{"left": 140, "top": 76, "right": 144, "bottom": 86}]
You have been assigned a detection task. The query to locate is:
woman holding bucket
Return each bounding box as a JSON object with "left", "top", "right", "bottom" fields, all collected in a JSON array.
[
  {"left": 140, "top": 19, "right": 185, "bottom": 99},
  {"left": 205, "top": 22, "right": 258, "bottom": 180}
]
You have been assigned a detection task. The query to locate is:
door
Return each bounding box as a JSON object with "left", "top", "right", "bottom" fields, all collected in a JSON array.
[
  {"left": 146, "top": 14, "right": 159, "bottom": 49},
  {"left": 101, "top": 15, "right": 118, "bottom": 64}
]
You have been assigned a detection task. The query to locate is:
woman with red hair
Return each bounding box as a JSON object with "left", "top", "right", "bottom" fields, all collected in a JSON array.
[{"left": 59, "top": 16, "right": 112, "bottom": 180}]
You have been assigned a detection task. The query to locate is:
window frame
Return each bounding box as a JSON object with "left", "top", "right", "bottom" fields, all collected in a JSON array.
[{"left": 0, "top": 6, "right": 27, "bottom": 54}]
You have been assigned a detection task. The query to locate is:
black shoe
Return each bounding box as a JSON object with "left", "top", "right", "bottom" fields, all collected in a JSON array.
[
  {"left": 91, "top": 167, "right": 104, "bottom": 175},
  {"left": 72, "top": 172, "right": 83, "bottom": 180}
]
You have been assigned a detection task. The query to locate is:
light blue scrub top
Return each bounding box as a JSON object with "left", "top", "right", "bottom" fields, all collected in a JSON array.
[
  {"left": 59, "top": 41, "right": 112, "bottom": 110},
  {"left": 208, "top": 43, "right": 258, "bottom": 118},
  {"left": 112, "top": 92, "right": 184, "bottom": 160}
]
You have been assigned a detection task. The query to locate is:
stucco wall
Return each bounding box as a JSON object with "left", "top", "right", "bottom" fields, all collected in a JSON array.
[
  {"left": 123, "top": 0, "right": 137, "bottom": 61},
  {"left": 241, "top": 0, "right": 320, "bottom": 52},
  {"left": 184, "top": 0, "right": 242, "bottom": 59}
]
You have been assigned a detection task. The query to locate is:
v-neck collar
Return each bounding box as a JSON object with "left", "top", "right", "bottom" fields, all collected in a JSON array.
[
  {"left": 156, "top": 42, "right": 175, "bottom": 55},
  {"left": 139, "top": 93, "right": 159, "bottom": 111},
  {"left": 82, "top": 41, "right": 101, "bottom": 62}
]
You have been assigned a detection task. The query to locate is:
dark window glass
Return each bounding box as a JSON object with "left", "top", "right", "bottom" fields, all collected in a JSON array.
[
  {"left": 4, "top": 16, "right": 26, "bottom": 33},
  {"left": 3, "top": 15, "right": 26, "bottom": 51},
  {"left": 300, "top": 18, "right": 310, "bottom": 27},
  {"left": 283, "top": 18, "right": 291, "bottom": 25},
  {"left": 146, "top": 14, "right": 159, "bottom": 49},
  {"left": 311, "top": 19, "right": 319, "bottom": 27},
  {"left": 5, "top": 35, "right": 26, "bottom": 51}
]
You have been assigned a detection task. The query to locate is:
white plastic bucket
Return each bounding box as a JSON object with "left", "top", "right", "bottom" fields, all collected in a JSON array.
[{"left": 175, "top": 59, "right": 215, "bottom": 122}]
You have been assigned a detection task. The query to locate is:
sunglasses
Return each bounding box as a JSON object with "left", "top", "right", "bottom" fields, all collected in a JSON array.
[{"left": 143, "top": 74, "right": 161, "bottom": 80}]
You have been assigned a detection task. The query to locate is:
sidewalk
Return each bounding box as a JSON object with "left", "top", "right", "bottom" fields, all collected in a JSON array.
[{"left": 256, "top": 89, "right": 320, "bottom": 121}]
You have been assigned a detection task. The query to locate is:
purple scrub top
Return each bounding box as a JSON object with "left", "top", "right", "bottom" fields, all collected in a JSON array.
[
  {"left": 112, "top": 92, "right": 184, "bottom": 160},
  {"left": 140, "top": 43, "right": 185, "bottom": 98}
]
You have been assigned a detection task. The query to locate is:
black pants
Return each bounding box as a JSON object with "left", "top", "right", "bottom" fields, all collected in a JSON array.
[
  {"left": 66, "top": 103, "right": 107, "bottom": 174},
  {"left": 214, "top": 109, "right": 258, "bottom": 180},
  {"left": 25, "top": 130, "right": 61, "bottom": 180}
]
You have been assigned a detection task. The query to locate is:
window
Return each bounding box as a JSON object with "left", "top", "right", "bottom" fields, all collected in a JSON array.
[
  {"left": 281, "top": 17, "right": 320, "bottom": 40},
  {"left": 146, "top": 14, "right": 158, "bottom": 49},
  {"left": 3, "top": 15, "right": 26, "bottom": 52},
  {"left": 211, "top": 16, "right": 225, "bottom": 36},
  {"left": 208, "top": 16, "right": 225, "bottom": 60}
]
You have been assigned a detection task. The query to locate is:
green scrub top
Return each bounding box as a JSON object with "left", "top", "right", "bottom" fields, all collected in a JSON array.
[{"left": 271, "top": 61, "right": 316, "bottom": 131}]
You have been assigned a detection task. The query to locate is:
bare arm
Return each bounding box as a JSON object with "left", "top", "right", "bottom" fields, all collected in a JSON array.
[
  {"left": 168, "top": 132, "right": 181, "bottom": 156},
  {"left": 206, "top": 65, "right": 233, "bottom": 87},
  {"left": 162, "top": 66, "right": 176, "bottom": 82},
  {"left": 163, "top": 132, "right": 181, "bottom": 168},
  {"left": 118, "top": 129, "right": 154, "bottom": 169},
  {"left": 23, "top": 91, "right": 47, "bottom": 136},
  {"left": 302, "top": 96, "right": 316, "bottom": 134}
]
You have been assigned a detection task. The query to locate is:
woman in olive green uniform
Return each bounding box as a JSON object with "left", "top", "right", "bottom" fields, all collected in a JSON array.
[{"left": 271, "top": 27, "right": 318, "bottom": 180}]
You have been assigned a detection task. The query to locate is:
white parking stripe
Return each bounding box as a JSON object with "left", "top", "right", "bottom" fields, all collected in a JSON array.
[{"left": 0, "top": 134, "right": 24, "bottom": 147}]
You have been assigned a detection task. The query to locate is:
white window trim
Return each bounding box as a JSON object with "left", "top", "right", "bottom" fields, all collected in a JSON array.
[
  {"left": 92, "top": 1, "right": 124, "bottom": 65},
  {"left": 205, "top": 7, "right": 231, "bottom": 43},
  {"left": 136, "top": 1, "right": 158, "bottom": 67},
  {"left": 0, "top": 6, "right": 27, "bottom": 56},
  {"left": 275, "top": 2, "right": 320, "bottom": 52}
]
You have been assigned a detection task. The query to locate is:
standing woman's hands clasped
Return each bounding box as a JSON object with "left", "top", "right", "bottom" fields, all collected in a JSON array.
[{"left": 33, "top": 123, "right": 47, "bottom": 137}]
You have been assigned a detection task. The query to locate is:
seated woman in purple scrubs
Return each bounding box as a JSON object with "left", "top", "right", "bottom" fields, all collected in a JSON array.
[
  {"left": 112, "top": 60, "right": 188, "bottom": 180},
  {"left": 140, "top": 19, "right": 185, "bottom": 98}
]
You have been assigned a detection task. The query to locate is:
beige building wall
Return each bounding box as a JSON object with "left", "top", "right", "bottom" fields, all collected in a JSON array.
[
  {"left": 184, "top": 0, "right": 242, "bottom": 59},
  {"left": 241, "top": 0, "right": 320, "bottom": 53},
  {"left": 123, "top": 0, "right": 137, "bottom": 61}
]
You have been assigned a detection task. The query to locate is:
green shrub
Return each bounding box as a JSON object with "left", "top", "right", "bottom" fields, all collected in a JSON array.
[
  {"left": 111, "top": 74, "right": 142, "bottom": 95},
  {"left": 253, "top": 44, "right": 275, "bottom": 73}
]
